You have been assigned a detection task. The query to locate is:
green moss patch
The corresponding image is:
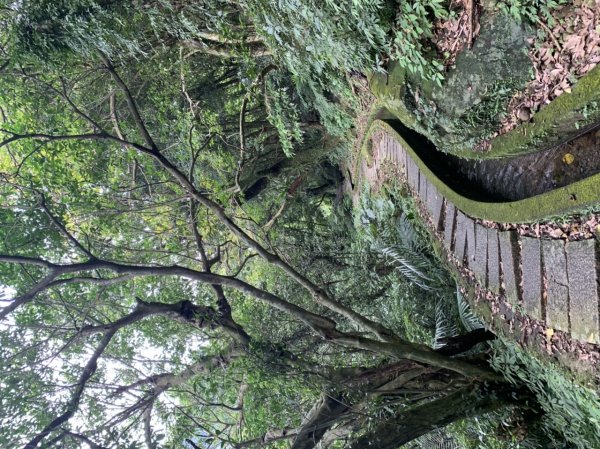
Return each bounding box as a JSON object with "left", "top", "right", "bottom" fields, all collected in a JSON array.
[{"left": 363, "top": 120, "right": 600, "bottom": 223}]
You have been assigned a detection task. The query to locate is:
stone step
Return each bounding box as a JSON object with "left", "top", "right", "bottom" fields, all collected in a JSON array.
[
  {"left": 499, "top": 231, "right": 520, "bottom": 306},
  {"left": 566, "top": 239, "right": 599, "bottom": 343},
  {"left": 418, "top": 168, "right": 428, "bottom": 199},
  {"left": 425, "top": 180, "right": 444, "bottom": 232},
  {"left": 406, "top": 158, "right": 419, "bottom": 192},
  {"left": 487, "top": 228, "right": 500, "bottom": 295},
  {"left": 443, "top": 201, "right": 456, "bottom": 250},
  {"left": 521, "top": 236, "right": 543, "bottom": 321},
  {"left": 454, "top": 211, "right": 476, "bottom": 267},
  {"left": 542, "top": 239, "right": 569, "bottom": 332},
  {"left": 473, "top": 224, "right": 488, "bottom": 285}
]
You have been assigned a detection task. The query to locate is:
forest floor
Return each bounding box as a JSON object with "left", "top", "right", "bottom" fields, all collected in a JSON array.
[{"left": 433, "top": 0, "right": 600, "bottom": 137}]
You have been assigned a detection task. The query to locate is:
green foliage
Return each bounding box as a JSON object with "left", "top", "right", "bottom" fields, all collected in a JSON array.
[
  {"left": 351, "top": 184, "right": 462, "bottom": 343},
  {"left": 447, "top": 410, "right": 543, "bottom": 449},
  {"left": 496, "top": 0, "right": 566, "bottom": 25},
  {"left": 264, "top": 77, "right": 303, "bottom": 157},
  {"left": 243, "top": 0, "right": 388, "bottom": 135},
  {"left": 391, "top": 0, "right": 448, "bottom": 86},
  {"left": 490, "top": 339, "right": 600, "bottom": 448},
  {"left": 455, "top": 79, "right": 524, "bottom": 142},
  {"left": 457, "top": 289, "right": 485, "bottom": 332}
]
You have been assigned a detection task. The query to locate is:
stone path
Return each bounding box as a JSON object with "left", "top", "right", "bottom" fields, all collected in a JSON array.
[{"left": 360, "top": 131, "right": 600, "bottom": 344}]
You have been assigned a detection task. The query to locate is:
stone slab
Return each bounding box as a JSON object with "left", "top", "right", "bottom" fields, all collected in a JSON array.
[
  {"left": 487, "top": 228, "right": 500, "bottom": 294},
  {"left": 566, "top": 239, "right": 599, "bottom": 343},
  {"left": 466, "top": 219, "right": 477, "bottom": 268},
  {"left": 542, "top": 239, "right": 569, "bottom": 332},
  {"left": 392, "top": 141, "right": 401, "bottom": 165},
  {"left": 521, "top": 236, "right": 543, "bottom": 321},
  {"left": 425, "top": 180, "right": 444, "bottom": 231},
  {"left": 406, "top": 158, "right": 419, "bottom": 192},
  {"left": 443, "top": 202, "right": 456, "bottom": 251},
  {"left": 454, "top": 211, "right": 476, "bottom": 267},
  {"left": 396, "top": 144, "right": 407, "bottom": 174},
  {"left": 473, "top": 224, "right": 488, "bottom": 285},
  {"left": 499, "top": 231, "right": 520, "bottom": 306},
  {"left": 386, "top": 137, "right": 392, "bottom": 161},
  {"left": 418, "top": 169, "right": 428, "bottom": 198}
]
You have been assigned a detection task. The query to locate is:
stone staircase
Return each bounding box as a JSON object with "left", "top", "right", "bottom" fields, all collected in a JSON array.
[{"left": 360, "top": 130, "right": 600, "bottom": 344}]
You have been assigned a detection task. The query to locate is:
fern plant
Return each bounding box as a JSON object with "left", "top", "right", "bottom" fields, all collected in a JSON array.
[
  {"left": 432, "top": 299, "right": 459, "bottom": 349},
  {"left": 456, "top": 288, "right": 485, "bottom": 332}
]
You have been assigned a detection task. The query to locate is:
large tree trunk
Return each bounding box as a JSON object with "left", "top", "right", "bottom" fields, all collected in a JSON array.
[
  {"left": 346, "top": 382, "right": 523, "bottom": 449},
  {"left": 291, "top": 394, "right": 350, "bottom": 449}
]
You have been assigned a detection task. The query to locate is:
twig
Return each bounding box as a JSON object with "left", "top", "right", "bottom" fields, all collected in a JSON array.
[
  {"left": 466, "top": 0, "right": 474, "bottom": 49},
  {"left": 535, "top": 16, "right": 562, "bottom": 53}
]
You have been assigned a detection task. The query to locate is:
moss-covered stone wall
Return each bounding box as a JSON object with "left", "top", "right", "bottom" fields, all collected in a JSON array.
[{"left": 363, "top": 120, "right": 600, "bottom": 223}]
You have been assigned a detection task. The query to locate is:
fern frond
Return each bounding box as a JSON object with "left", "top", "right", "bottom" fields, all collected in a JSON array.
[
  {"left": 457, "top": 287, "right": 485, "bottom": 332},
  {"left": 377, "top": 244, "right": 438, "bottom": 291},
  {"left": 432, "top": 300, "right": 458, "bottom": 349}
]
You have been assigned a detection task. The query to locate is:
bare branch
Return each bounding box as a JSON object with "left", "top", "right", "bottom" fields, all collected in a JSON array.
[
  {"left": 101, "top": 56, "right": 159, "bottom": 152},
  {"left": 64, "top": 431, "right": 110, "bottom": 449},
  {"left": 24, "top": 328, "right": 117, "bottom": 449},
  {"left": 196, "top": 31, "right": 264, "bottom": 45},
  {"left": 182, "top": 40, "right": 272, "bottom": 58},
  {"left": 0, "top": 272, "right": 57, "bottom": 321},
  {"left": 38, "top": 193, "right": 96, "bottom": 259},
  {"left": 113, "top": 348, "right": 243, "bottom": 397},
  {"left": 143, "top": 400, "right": 155, "bottom": 449},
  {"left": 0, "top": 130, "right": 109, "bottom": 149},
  {"left": 0, "top": 255, "right": 55, "bottom": 267}
]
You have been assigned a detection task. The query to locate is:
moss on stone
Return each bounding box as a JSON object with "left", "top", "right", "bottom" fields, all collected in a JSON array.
[
  {"left": 479, "top": 64, "right": 600, "bottom": 159},
  {"left": 364, "top": 120, "right": 600, "bottom": 223}
]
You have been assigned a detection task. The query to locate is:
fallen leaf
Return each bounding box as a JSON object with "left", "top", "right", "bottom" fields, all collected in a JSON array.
[
  {"left": 546, "top": 328, "right": 555, "bottom": 342},
  {"left": 562, "top": 153, "right": 575, "bottom": 164}
]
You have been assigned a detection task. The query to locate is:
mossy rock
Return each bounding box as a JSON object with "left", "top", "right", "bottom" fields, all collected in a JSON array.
[
  {"left": 431, "top": 11, "right": 533, "bottom": 120},
  {"left": 371, "top": 10, "right": 534, "bottom": 155},
  {"left": 370, "top": 10, "right": 600, "bottom": 160}
]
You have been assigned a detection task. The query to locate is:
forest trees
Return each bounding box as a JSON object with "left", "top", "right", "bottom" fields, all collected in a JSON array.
[{"left": 0, "top": 1, "right": 528, "bottom": 448}]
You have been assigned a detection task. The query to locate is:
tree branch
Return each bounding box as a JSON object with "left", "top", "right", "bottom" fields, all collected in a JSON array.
[
  {"left": 24, "top": 328, "right": 117, "bottom": 449},
  {"left": 101, "top": 55, "right": 158, "bottom": 152},
  {"left": 38, "top": 193, "right": 96, "bottom": 259}
]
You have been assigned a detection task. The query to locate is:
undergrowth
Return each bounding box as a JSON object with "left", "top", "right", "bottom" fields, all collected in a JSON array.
[{"left": 490, "top": 338, "right": 600, "bottom": 449}]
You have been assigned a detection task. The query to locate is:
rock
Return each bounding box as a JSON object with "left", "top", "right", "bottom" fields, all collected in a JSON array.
[
  {"left": 379, "top": 11, "right": 535, "bottom": 154},
  {"left": 517, "top": 107, "right": 532, "bottom": 122},
  {"left": 432, "top": 12, "right": 534, "bottom": 120}
]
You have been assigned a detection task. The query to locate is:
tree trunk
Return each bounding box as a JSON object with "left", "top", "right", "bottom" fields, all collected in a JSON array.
[{"left": 347, "top": 382, "right": 523, "bottom": 449}]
